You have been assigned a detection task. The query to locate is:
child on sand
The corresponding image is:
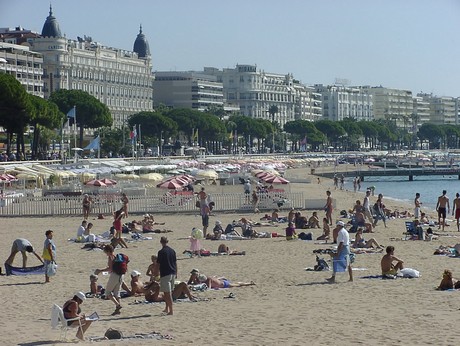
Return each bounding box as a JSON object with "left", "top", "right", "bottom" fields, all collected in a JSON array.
[
  {"left": 190, "top": 228, "right": 203, "bottom": 257},
  {"left": 146, "top": 255, "right": 159, "bottom": 282}
]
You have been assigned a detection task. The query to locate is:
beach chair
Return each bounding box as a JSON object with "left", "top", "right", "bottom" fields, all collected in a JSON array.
[
  {"left": 404, "top": 221, "right": 417, "bottom": 240},
  {"left": 51, "top": 304, "right": 83, "bottom": 340}
]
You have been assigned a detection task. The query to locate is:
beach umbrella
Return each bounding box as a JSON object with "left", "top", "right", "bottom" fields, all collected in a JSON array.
[
  {"left": 99, "top": 178, "right": 117, "bottom": 186},
  {"left": 195, "top": 169, "right": 218, "bottom": 180},
  {"left": 156, "top": 180, "right": 184, "bottom": 190},
  {"left": 139, "top": 173, "right": 164, "bottom": 181},
  {"left": 114, "top": 173, "right": 140, "bottom": 180},
  {"left": 264, "top": 175, "right": 290, "bottom": 184},
  {"left": 85, "top": 179, "right": 107, "bottom": 187}
]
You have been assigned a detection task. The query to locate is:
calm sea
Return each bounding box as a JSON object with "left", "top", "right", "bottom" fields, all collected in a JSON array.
[{"left": 343, "top": 175, "right": 460, "bottom": 211}]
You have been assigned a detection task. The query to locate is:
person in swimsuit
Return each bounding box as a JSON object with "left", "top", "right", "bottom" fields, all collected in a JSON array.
[
  {"left": 62, "top": 292, "right": 92, "bottom": 340},
  {"left": 452, "top": 193, "right": 460, "bottom": 232},
  {"left": 381, "top": 246, "right": 404, "bottom": 276},
  {"left": 121, "top": 193, "right": 129, "bottom": 218},
  {"left": 187, "top": 269, "right": 255, "bottom": 289},
  {"left": 113, "top": 208, "right": 128, "bottom": 248},
  {"left": 324, "top": 190, "right": 333, "bottom": 225},
  {"left": 82, "top": 194, "right": 92, "bottom": 220},
  {"left": 436, "top": 190, "right": 450, "bottom": 231}
]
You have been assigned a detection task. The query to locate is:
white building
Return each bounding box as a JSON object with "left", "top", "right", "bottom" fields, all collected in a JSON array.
[
  {"left": 362, "top": 86, "right": 413, "bottom": 129},
  {"left": 0, "top": 42, "right": 44, "bottom": 97},
  {"left": 205, "top": 65, "right": 320, "bottom": 126},
  {"left": 315, "top": 84, "right": 373, "bottom": 122},
  {"left": 418, "top": 93, "right": 459, "bottom": 125},
  {"left": 29, "top": 6, "right": 154, "bottom": 127}
]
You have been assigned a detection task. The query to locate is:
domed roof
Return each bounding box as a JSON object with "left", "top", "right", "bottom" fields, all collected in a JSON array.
[
  {"left": 41, "top": 5, "right": 62, "bottom": 38},
  {"left": 133, "top": 25, "right": 150, "bottom": 58}
]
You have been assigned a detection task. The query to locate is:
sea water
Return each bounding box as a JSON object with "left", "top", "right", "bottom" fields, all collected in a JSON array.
[{"left": 343, "top": 175, "right": 460, "bottom": 211}]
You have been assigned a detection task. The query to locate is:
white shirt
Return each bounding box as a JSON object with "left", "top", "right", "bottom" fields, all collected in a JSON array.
[
  {"left": 77, "top": 225, "right": 86, "bottom": 237},
  {"left": 337, "top": 227, "right": 350, "bottom": 246},
  {"left": 363, "top": 196, "right": 370, "bottom": 211}
]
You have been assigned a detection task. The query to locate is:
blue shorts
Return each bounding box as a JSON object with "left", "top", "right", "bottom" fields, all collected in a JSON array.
[{"left": 222, "top": 280, "right": 230, "bottom": 288}]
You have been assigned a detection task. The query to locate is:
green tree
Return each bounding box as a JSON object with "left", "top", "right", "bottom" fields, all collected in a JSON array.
[
  {"left": 0, "top": 72, "right": 31, "bottom": 157},
  {"left": 314, "top": 120, "right": 346, "bottom": 148},
  {"left": 49, "top": 89, "right": 112, "bottom": 147},
  {"left": 128, "top": 111, "right": 177, "bottom": 147}
]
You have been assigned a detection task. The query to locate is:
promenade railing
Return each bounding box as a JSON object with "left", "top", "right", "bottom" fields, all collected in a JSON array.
[{"left": 0, "top": 191, "right": 305, "bottom": 217}]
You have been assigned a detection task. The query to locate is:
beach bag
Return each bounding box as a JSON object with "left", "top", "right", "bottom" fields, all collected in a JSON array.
[
  {"left": 112, "top": 254, "right": 129, "bottom": 275},
  {"left": 46, "top": 262, "right": 58, "bottom": 276},
  {"left": 400, "top": 268, "right": 420, "bottom": 278},
  {"left": 104, "top": 328, "right": 123, "bottom": 339},
  {"left": 298, "top": 232, "right": 312, "bottom": 240},
  {"left": 195, "top": 201, "right": 201, "bottom": 208},
  {"left": 314, "top": 255, "right": 329, "bottom": 271}
]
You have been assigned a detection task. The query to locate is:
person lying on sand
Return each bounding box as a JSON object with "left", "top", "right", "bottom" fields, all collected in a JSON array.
[
  {"left": 187, "top": 269, "right": 255, "bottom": 289},
  {"left": 217, "top": 244, "right": 245, "bottom": 255}
]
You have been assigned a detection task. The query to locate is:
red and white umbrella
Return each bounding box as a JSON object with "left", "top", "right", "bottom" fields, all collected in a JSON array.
[
  {"left": 156, "top": 180, "right": 184, "bottom": 190},
  {"left": 99, "top": 178, "right": 117, "bottom": 186},
  {"left": 261, "top": 175, "right": 289, "bottom": 184},
  {"left": 85, "top": 179, "right": 107, "bottom": 187},
  {"left": 0, "top": 173, "right": 18, "bottom": 182}
]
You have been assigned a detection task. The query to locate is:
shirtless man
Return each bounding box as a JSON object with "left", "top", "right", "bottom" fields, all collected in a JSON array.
[
  {"left": 324, "top": 190, "right": 333, "bottom": 225},
  {"left": 144, "top": 280, "right": 196, "bottom": 302},
  {"left": 414, "top": 193, "right": 422, "bottom": 219},
  {"left": 452, "top": 193, "right": 460, "bottom": 232},
  {"left": 130, "top": 270, "right": 146, "bottom": 295},
  {"left": 436, "top": 190, "right": 450, "bottom": 231},
  {"left": 197, "top": 187, "right": 208, "bottom": 210},
  {"left": 82, "top": 194, "right": 92, "bottom": 220},
  {"left": 308, "top": 212, "right": 320, "bottom": 228},
  {"left": 381, "top": 246, "right": 404, "bottom": 276},
  {"left": 362, "top": 190, "right": 373, "bottom": 224}
]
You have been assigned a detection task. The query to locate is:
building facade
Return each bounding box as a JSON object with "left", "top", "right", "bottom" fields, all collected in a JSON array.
[
  {"left": 0, "top": 42, "right": 44, "bottom": 97},
  {"left": 25, "top": 7, "right": 154, "bottom": 128},
  {"left": 153, "top": 71, "right": 224, "bottom": 111},
  {"left": 417, "top": 93, "right": 459, "bottom": 125},
  {"left": 315, "top": 84, "right": 373, "bottom": 122},
  {"left": 204, "top": 65, "right": 320, "bottom": 126},
  {"left": 362, "top": 86, "right": 413, "bottom": 129}
]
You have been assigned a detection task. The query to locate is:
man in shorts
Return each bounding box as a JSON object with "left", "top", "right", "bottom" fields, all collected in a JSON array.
[
  {"left": 157, "top": 236, "right": 177, "bottom": 315},
  {"left": 436, "top": 190, "right": 450, "bottom": 231},
  {"left": 5, "top": 238, "right": 43, "bottom": 268},
  {"left": 452, "top": 193, "right": 460, "bottom": 232},
  {"left": 381, "top": 246, "right": 404, "bottom": 276}
]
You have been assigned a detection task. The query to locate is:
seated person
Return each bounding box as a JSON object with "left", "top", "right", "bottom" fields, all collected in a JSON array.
[
  {"left": 146, "top": 255, "right": 160, "bottom": 282},
  {"left": 188, "top": 269, "right": 255, "bottom": 289},
  {"left": 89, "top": 274, "right": 104, "bottom": 296},
  {"left": 130, "top": 270, "right": 146, "bottom": 295},
  {"left": 212, "top": 221, "right": 224, "bottom": 240},
  {"left": 76, "top": 221, "right": 87, "bottom": 239},
  {"left": 437, "top": 269, "right": 458, "bottom": 290},
  {"left": 352, "top": 200, "right": 363, "bottom": 213},
  {"left": 144, "top": 280, "right": 196, "bottom": 302},
  {"left": 285, "top": 222, "right": 296, "bottom": 240},
  {"left": 352, "top": 228, "right": 382, "bottom": 249},
  {"left": 307, "top": 212, "right": 320, "bottom": 228},
  {"left": 224, "top": 222, "right": 242, "bottom": 237},
  {"left": 294, "top": 212, "right": 308, "bottom": 229},
  {"left": 240, "top": 218, "right": 256, "bottom": 238},
  {"left": 271, "top": 209, "right": 280, "bottom": 222},
  {"left": 317, "top": 218, "right": 331, "bottom": 241},
  {"left": 355, "top": 210, "right": 374, "bottom": 233},
  {"left": 420, "top": 212, "right": 430, "bottom": 224},
  {"left": 62, "top": 292, "right": 92, "bottom": 341},
  {"left": 381, "top": 246, "right": 404, "bottom": 276}
]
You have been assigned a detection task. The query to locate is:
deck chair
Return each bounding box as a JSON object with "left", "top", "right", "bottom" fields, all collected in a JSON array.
[
  {"left": 404, "top": 221, "right": 417, "bottom": 240},
  {"left": 51, "top": 304, "right": 82, "bottom": 340}
]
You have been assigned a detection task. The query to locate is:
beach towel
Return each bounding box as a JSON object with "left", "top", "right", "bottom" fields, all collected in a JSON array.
[
  {"left": 5, "top": 263, "right": 45, "bottom": 276},
  {"left": 332, "top": 246, "right": 350, "bottom": 273}
]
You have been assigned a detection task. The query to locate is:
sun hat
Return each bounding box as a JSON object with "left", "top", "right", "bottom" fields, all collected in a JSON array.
[
  {"left": 76, "top": 291, "right": 86, "bottom": 301},
  {"left": 131, "top": 270, "right": 141, "bottom": 277},
  {"left": 215, "top": 220, "right": 221, "bottom": 225},
  {"left": 190, "top": 268, "right": 199, "bottom": 274},
  {"left": 336, "top": 220, "right": 345, "bottom": 226}
]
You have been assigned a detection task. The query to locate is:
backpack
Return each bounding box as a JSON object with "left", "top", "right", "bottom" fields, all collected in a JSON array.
[
  {"left": 112, "top": 253, "right": 129, "bottom": 275},
  {"left": 314, "top": 255, "right": 330, "bottom": 271},
  {"left": 104, "top": 328, "right": 123, "bottom": 339}
]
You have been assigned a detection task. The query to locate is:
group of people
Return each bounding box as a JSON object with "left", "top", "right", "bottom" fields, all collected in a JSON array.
[{"left": 82, "top": 192, "right": 129, "bottom": 221}]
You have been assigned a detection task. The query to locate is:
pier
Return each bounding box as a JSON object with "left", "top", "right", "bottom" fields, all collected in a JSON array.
[{"left": 316, "top": 167, "right": 460, "bottom": 181}]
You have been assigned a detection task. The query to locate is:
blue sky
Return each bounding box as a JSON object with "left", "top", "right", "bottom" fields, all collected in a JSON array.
[{"left": 2, "top": 0, "right": 460, "bottom": 97}]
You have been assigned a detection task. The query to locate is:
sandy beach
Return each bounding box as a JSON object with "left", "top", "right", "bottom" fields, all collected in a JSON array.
[{"left": 1, "top": 167, "right": 459, "bottom": 345}]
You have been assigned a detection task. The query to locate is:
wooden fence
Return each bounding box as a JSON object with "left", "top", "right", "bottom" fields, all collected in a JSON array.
[{"left": 0, "top": 191, "right": 305, "bottom": 217}]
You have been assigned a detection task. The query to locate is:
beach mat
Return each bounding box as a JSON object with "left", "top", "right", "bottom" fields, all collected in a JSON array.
[{"left": 5, "top": 263, "right": 45, "bottom": 276}]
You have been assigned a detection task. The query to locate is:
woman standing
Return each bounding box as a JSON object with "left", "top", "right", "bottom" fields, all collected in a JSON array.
[
  {"left": 121, "top": 193, "right": 129, "bottom": 218},
  {"left": 113, "top": 208, "right": 128, "bottom": 248},
  {"left": 42, "top": 230, "right": 56, "bottom": 283},
  {"left": 373, "top": 193, "right": 387, "bottom": 228}
]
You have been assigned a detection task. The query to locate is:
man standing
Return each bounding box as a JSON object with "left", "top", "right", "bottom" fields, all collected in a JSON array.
[
  {"left": 95, "top": 245, "right": 123, "bottom": 316},
  {"left": 414, "top": 193, "right": 422, "bottom": 219},
  {"left": 324, "top": 190, "right": 333, "bottom": 225},
  {"left": 452, "top": 193, "right": 460, "bottom": 232},
  {"left": 244, "top": 179, "right": 251, "bottom": 203},
  {"left": 157, "top": 236, "right": 177, "bottom": 315},
  {"left": 326, "top": 221, "right": 353, "bottom": 283},
  {"left": 362, "top": 190, "right": 373, "bottom": 224},
  {"left": 436, "top": 190, "right": 450, "bottom": 231}
]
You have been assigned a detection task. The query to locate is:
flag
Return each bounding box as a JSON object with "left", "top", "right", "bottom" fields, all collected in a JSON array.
[
  {"left": 130, "top": 126, "right": 137, "bottom": 144},
  {"left": 193, "top": 129, "right": 198, "bottom": 141},
  {"left": 66, "top": 107, "right": 76, "bottom": 118},
  {"left": 83, "top": 136, "right": 100, "bottom": 150},
  {"left": 228, "top": 131, "right": 233, "bottom": 140},
  {"left": 300, "top": 136, "right": 307, "bottom": 145}
]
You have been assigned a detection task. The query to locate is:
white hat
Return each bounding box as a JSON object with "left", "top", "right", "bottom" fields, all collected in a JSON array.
[
  {"left": 75, "top": 291, "right": 86, "bottom": 301},
  {"left": 215, "top": 220, "right": 221, "bottom": 225},
  {"left": 336, "top": 220, "right": 345, "bottom": 226},
  {"left": 131, "top": 270, "right": 141, "bottom": 277}
]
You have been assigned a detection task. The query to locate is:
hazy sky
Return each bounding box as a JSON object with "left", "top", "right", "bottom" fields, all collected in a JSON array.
[{"left": 2, "top": 0, "right": 460, "bottom": 97}]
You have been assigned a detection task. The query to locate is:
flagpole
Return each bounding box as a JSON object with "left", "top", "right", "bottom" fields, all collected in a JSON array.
[{"left": 73, "top": 106, "right": 77, "bottom": 162}]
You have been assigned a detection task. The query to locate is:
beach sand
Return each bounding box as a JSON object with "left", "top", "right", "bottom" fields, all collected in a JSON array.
[{"left": 1, "top": 167, "right": 458, "bottom": 345}]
